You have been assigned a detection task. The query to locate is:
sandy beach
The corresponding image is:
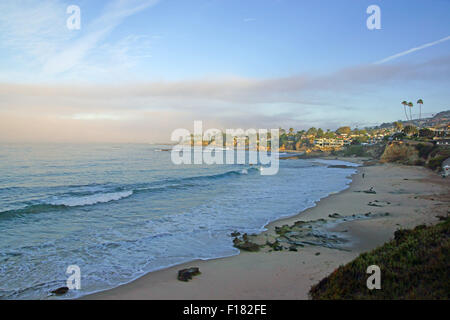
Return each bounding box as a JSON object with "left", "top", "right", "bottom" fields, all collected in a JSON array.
[{"left": 85, "top": 158, "right": 449, "bottom": 300}]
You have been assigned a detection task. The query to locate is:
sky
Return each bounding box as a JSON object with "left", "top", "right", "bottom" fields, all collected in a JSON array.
[{"left": 0, "top": 0, "right": 449, "bottom": 143}]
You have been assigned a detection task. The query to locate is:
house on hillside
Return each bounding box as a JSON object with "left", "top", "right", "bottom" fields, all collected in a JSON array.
[
  {"left": 313, "top": 138, "right": 351, "bottom": 150},
  {"left": 435, "top": 138, "right": 450, "bottom": 146}
]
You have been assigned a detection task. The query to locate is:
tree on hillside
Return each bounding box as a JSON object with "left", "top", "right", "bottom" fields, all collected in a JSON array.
[
  {"left": 324, "top": 130, "right": 335, "bottom": 139},
  {"left": 280, "top": 133, "right": 289, "bottom": 147},
  {"left": 352, "top": 136, "right": 369, "bottom": 144},
  {"left": 401, "top": 101, "right": 409, "bottom": 121},
  {"left": 417, "top": 99, "right": 424, "bottom": 125},
  {"left": 408, "top": 102, "right": 414, "bottom": 121},
  {"left": 306, "top": 127, "right": 317, "bottom": 136},
  {"left": 295, "top": 130, "right": 305, "bottom": 141},
  {"left": 317, "top": 128, "right": 324, "bottom": 138},
  {"left": 394, "top": 121, "right": 404, "bottom": 131},
  {"left": 336, "top": 126, "right": 351, "bottom": 136},
  {"left": 419, "top": 128, "right": 434, "bottom": 138},
  {"left": 403, "top": 124, "right": 418, "bottom": 136},
  {"left": 359, "top": 129, "right": 368, "bottom": 135}
]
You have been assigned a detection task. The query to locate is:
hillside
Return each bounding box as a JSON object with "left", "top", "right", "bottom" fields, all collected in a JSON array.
[
  {"left": 310, "top": 218, "right": 450, "bottom": 300},
  {"left": 379, "top": 142, "right": 450, "bottom": 171},
  {"left": 377, "top": 109, "right": 450, "bottom": 129}
]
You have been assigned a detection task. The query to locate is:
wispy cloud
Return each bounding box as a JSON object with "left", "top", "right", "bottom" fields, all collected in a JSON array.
[
  {"left": 375, "top": 35, "right": 450, "bottom": 64},
  {"left": 0, "top": 0, "right": 72, "bottom": 64},
  {"left": 0, "top": 0, "right": 160, "bottom": 78},
  {"left": 42, "top": 0, "right": 160, "bottom": 75},
  {"left": 243, "top": 18, "right": 256, "bottom": 23}
]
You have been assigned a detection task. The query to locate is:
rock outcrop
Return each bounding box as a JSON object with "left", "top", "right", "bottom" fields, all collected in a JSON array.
[
  {"left": 51, "top": 287, "right": 69, "bottom": 295},
  {"left": 177, "top": 267, "right": 201, "bottom": 282}
]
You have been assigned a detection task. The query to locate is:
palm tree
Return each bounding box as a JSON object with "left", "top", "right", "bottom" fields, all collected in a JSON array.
[
  {"left": 408, "top": 102, "right": 414, "bottom": 122},
  {"left": 417, "top": 99, "right": 423, "bottom": 125},
  {"left": 401, "top": 101, "right": 409, "bottom": 120}
]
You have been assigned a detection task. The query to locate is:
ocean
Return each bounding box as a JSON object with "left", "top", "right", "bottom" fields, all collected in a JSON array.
[{"left": 0, "top": 144, "right": 358, "bottom": 299}]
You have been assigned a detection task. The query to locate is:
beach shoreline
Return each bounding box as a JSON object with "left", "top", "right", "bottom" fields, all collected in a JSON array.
[{"left": 84, "top": 157, "right": 449, "bottom": 300}]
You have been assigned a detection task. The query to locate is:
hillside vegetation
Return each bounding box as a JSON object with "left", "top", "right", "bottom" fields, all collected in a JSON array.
[
  {"left": 333, "top": 144, "right": 385, "bottom": 158},
  {"left": 379, "top": 143, "right": 450, "bottom": 171},
  {"left": 310, "top": 219, "right": 450, "bottom": 300},
  {"left": 380, "top": 143, "right": 419, "bottom": 165}
]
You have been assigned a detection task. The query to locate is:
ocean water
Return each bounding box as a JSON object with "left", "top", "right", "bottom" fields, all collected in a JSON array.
[{"left": 0, "top": 144, "right": 358, "bottom": 299}]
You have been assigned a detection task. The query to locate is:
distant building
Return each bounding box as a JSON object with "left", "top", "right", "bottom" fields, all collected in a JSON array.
[
  {"left": 313, "top": 138, "right": 351, "bottom": 150},
  {"left": 435, "top": 138, "right": 450, "bottom": 146}
]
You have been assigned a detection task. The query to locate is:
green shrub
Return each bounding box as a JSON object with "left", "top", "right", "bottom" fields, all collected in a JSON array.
[
  {"left": 415, "top": 143, "right": 436, "bottom": 159},
  {"left": 427, "top": 155, "right": 447, "bottom": 171},
  {"left": 341, "top": 145, "right": 367, "bottom": 157}
]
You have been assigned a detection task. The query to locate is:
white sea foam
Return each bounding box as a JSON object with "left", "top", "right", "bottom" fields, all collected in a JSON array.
[{"left": 47, "top": 191, "right": 133, "bottom": 207}]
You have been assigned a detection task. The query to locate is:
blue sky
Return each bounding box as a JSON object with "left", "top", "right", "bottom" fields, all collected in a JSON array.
[{"left": 0, "top": 0, "right": 449, "bottom": 142}]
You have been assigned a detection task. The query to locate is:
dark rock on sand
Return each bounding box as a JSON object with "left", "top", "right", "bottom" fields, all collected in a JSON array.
[
  {"left": 328, "top": 213, "right": 342, "bottom": 218},
  {"left": 363, "top": 187, "right": 376, "bottom": 194},
  {"left": 327, "top": 165, "right": 355, "bottom": 169},
  {"left": 235, "top": 241, "right": 260, "bottom": 252},
  {"left": 289, "top": 245, "right": 298, "bottom": 252},
  {"left": 275, "top": 225, "right": 291, "bottom": 236},
  {"left": 233, "top": 234, "right": 260, "bottom": 252},
  {"left": 178, "top": 267, "right": 201, "bottom": 282},
  {"left": 266, "top": 239, "right": 284, "bottom": 251},
  {"left": 368, "top": 202, "right": 383, "bottom": 207},
  {"left": 368, "top": 200, "right": 391, "bottom": 207},
  {"left": 51, "top": 287, "right": 69, "bottom": 295}
]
